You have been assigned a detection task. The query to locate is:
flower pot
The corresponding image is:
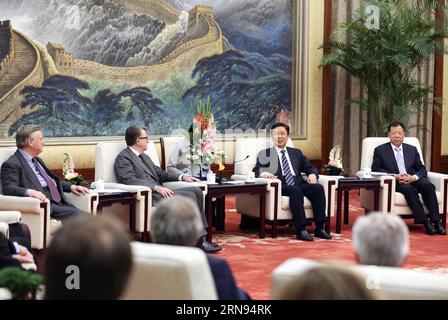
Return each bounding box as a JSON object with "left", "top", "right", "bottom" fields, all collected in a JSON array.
[{"left": 327, "top": 168, "right": 342, "bottom": 176}]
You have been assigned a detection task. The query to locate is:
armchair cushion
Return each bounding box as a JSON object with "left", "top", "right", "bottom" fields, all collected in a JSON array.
[
  {"left": 271, "top": 258, "right": 448, "bottom": 300},
  {"left": 122, "top": 242, "right": 218, "bottom": 300}
]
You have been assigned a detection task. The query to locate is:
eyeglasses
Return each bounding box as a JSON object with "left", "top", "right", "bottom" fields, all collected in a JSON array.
[{"left": 138, "top": 136, "right": 149, "bottom": 141}]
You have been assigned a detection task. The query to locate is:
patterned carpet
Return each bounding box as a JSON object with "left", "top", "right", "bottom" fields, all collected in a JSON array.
[{"left": 216, "top": 192, "right": 448, "bottom": 300}]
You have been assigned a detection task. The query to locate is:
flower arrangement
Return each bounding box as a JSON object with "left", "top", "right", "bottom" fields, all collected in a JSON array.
[
  {"left": 187, "top": 97, "right": 226, "bottom": 168},
  {"left": 321, "top": 145, "right": 343, "bottom": 175},
  {"left": 62, "top": 153, "right": 84, "bottom": 185}
]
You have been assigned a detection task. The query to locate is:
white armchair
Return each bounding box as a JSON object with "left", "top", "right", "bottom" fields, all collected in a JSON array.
[
  {"left": 359, "top": 137, "right": 447, "bottom": 227},
  {"left": 231, "top": 137, "right": 339, "bottom": 237},
  {"left": 271, "top": 258, "right": 448, "bottom": 300},
  {"left": 159, "top": 135, "right": 208, "bottom": 190},
  {"left": 0, "top": 147, "right": 98, "bottom": 249},
  {"left": 95, "top": 141, "right": 153, "bottom": 235},
  {"left": 95, "top": 140, "right": 206, "bottom": 237},
  {"left": 159, "top": 136, "right": 185, "bottom": 170},
  {"left": 121, "top": 242, "right": 218, "bottom": 300}
]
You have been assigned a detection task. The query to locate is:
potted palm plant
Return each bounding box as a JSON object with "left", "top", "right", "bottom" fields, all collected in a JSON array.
[{"left": 320, "top": 0, "right": 448, "bottom": 136}]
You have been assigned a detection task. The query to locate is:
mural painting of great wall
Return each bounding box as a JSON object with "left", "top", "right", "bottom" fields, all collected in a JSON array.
[{"left": 0, "top": 0, "right": 293, "bottom": 137}]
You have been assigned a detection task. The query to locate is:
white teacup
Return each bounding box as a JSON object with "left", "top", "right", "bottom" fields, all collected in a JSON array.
[
  {"left": 207, "top": 172, "right": 216, "bottom": 184},
  {"left": 362, "top": 167, "right": 372, "bottom": 178}
]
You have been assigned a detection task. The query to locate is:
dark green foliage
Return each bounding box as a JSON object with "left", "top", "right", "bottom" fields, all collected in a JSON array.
[
  {"left": 183, "top": 49, "right": 291, "bottom": 131},
  {"left": 320, "top": 0, "right": 448, "bottom": 136},
  {"left": 0, "top": 267, "right": 43, "bottom": 300},
  {"left": 11, "top": 75, "right": 168, "bottom": 136}
]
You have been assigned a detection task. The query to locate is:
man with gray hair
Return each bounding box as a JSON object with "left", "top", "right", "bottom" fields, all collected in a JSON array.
[
  {"left": 151, "top": 196, "right": 250, "bottom": 300},
  {"left": 1, "top": 125, "right": 89, "bottom": 221},
  {"left": 352, "top": 212, "right": 409, "bottom": 267}
]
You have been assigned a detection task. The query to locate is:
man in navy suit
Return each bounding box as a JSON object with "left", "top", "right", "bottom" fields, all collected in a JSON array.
[
  {"left": 150, "top": 196, "right": 250, "bottom": 300},
  {"left": 253, "top": 122, "right": 331, "bottom": 241},
  {"left": 372, "top": 121, "right": 446, "bottom": 235}
]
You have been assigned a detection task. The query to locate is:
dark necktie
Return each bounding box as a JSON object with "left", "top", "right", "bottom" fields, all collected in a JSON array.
[
  {"left": 32, "top": 158, "right": 61, "bottom": 203},
  {"left": 280, "top": 150, "right": 295, "bottom": 186},
  {"left": 139, "top": 154, "right": 146, "bottom": 166}
]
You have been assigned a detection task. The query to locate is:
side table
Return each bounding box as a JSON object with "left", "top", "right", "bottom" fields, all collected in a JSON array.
[{"left": 335, "top": 177, "right": 381, "bottom": 234}]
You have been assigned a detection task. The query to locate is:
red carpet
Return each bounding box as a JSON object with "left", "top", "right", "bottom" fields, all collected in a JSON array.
[{"left": 215, "top": 192, "right": 448, "bottom": 300}]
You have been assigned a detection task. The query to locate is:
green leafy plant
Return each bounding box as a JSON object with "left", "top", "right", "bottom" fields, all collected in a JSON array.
[
  {"left": 0, "top": 267, "right": 43, "bottom": 300},
  {"left": 320, "top": 0, "right": 448, "bottom": 136}
]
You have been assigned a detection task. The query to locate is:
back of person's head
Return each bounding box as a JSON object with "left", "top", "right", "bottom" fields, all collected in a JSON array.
[
  {"left": 150, "top": 196, "right": 202, "bottom": 246},
  {"left": 352, "top": 212, "right": 409, "bottom": 267},
  {"left": 44, "top": 215, "right": 132, "bottom": 300},
  {"left": 279, "top": 265, "right": 375, "bottom": 300}
]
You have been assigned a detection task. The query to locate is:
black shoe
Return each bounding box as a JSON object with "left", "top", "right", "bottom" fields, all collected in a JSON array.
[
  {"left": 424, "top": 221, "right": 437, "bottom": 235},
  {"left": 314, "top": 228, "right": 332, "bottom": 240},
  {"left": 296, "top": 230, "right": 313, "bottom": 241},
  {"left": 434, "top": 221, "right": 447, "bottom": 235},
  {"left": 199, "top": 240, "right": 222, "bottom": 253}
]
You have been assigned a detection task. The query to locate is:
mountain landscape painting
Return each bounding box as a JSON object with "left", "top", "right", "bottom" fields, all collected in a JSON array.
[{"left": 0, "top": 0, "right": 293, "bottom": 137}]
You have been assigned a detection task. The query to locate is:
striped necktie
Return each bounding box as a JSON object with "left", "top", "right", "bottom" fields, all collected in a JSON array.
[
  {"left": 280, "top": 150, "right": 295, "bottom": 186},
  {"left": 394, "top": 147, "right": 407, "bottom": 174}
]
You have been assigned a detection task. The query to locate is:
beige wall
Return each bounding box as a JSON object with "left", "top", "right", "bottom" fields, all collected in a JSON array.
[
  {"left": 293, "top": 0, "right": 323, "bottom": 159},
  {"left": 443, "top": 53, "right": 448, "bottom": 156},
  {"left": 21, "top": 1, "right": 326, "bottom": 170}
]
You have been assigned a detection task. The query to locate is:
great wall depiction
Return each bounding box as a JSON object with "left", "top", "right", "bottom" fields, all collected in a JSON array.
[{"left": 0, "top": 0, "right": 224, "bottom": 137}]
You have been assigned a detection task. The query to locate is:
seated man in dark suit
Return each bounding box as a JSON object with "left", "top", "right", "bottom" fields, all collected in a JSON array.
[
  {"left": 372, "top": 121, "right": 446, "bottom": 235},
  {"left": 253, "top": 122, "right": 331, "bottom": 241},
  {"left": 150, "top": 196, "right": 250, "bottom": 300},
  {"left": 0, "top": 125, "right": 89, "bottom": 221},
  {"left": 114, "top": 125, "right": 221, "bottom": 253}
]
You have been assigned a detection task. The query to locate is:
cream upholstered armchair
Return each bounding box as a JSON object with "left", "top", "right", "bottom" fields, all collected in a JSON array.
[
  {"left": 159, "top": 136, "right": 185, "bottom": 170},
  {"left": 95, "top": 141, "right": 153, "bottom": 235},
  {"left": 122, "top": 242, "right": 217, "bottom": 300},
  {"left": 0, "top": 147, "right": 98, "bottom": 249},
  {"left": 231, "top": 137, "right": 339, "bottom": 237},
  {"left": 271, "top": 258, "right": 448, "bottom": 300},
  {"left": 359, "top": 137, "right": 447, "bottom": 227},
  {"left": 95, "top": 140, "right": 206, "bottom": 235}
]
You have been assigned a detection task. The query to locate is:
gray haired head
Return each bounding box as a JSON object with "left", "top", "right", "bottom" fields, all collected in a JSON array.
[
  {"left": 150, "top": 196, "right": 202, "bottom": 246},
  {"left": 353, "top": 212, "right": 409, "bottom": 267}
]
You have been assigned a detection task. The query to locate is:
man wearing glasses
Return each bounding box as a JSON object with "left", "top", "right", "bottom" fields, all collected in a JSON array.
[{"left": 114, "top": 126, "right": 221, "bottom": 253}]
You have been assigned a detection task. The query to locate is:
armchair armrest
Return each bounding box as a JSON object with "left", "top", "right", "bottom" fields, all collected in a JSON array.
[
  {"left": 427, "top": 172, "right": 448, "bottom": 193},
  {"left": 0, "top": 196, "right": 51, "bottom": 249},
  {"left": 90, "top": 182, "right": 152, "bottom": 233},
  {"left": 231, "top": 174, "right": 249, "bottom": 181},
  {"left": 0, "top": 222, "right": 9, "bottom": 238},
  {"left": 63, "top": 191, "right": 99, "bottom": 215},
  {"left": 0, "top": 195, "right": 45, "bottom": 214},
  {"left": 0, "top": 211, "right": 21, "bottom": 224},
  {"left": 163, "top": 181, "right": 208, "bottom": 194}
]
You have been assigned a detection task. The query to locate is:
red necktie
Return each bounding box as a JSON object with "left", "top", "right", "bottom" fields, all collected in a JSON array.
[{"left": 32, "top": 158, "right": 61, "bottom": 203}]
